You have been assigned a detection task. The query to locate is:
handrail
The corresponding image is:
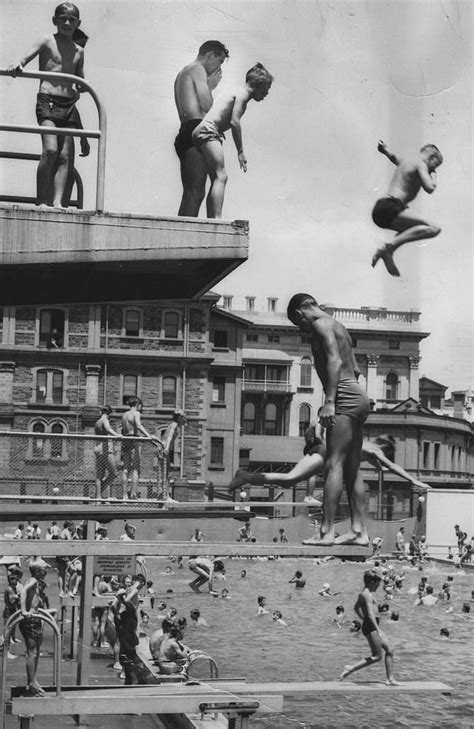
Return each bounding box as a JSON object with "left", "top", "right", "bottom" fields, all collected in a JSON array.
[
  {"left": 0, "top": 69, "right": 107, "bottom": 212},
  {"left": 0, "top": 151, "right": 84, "bottom": 208},
  {"left": 184, "top": 651, "right": 219, "bottom": 680},
  {"left": 1, "top": 608, "right": 62, "bottom": 729}
]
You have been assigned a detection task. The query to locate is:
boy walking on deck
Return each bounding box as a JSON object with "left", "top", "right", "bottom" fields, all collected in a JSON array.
[
  {"left": 8, "top": 3, "right": 86, "bottom": 207},
  {"left": 371, "top": 140, "right": 442, "bottom": 276},
  {"left": 192, "top": 63, "right": 273, "bottom": 218}
]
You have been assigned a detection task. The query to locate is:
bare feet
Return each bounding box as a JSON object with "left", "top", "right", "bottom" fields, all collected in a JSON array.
[
  {"left": 334, "top": 530, "right": 370, "bottom": 546},
  {"left": 386, "top": 678, "right": 400, "bottom": 686},
  {"left": 302, "top": 535, "right": 334, "bottom": 546},
  {"left": 340, "top": 666, "right": 352, "bottom": 681},
  {"left": 372, "top": 245, "right": 400, "bottom": 277},
  {"left": 303, "top": 496, "right": 322, "bottom": 506}
]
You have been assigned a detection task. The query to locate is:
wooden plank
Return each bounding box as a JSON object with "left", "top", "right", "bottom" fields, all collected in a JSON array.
[
  {"left": 11, "top": 692, "right": 283, "bottom": 716},
  {"left": 0, "top": 496, "right": 318, "bottom": 508},
  {"left": 0, "top": 503, "right": 253, "bottom": 522},
  {"left": 0, "top": 539, "right": 371, "bottom": 558}
]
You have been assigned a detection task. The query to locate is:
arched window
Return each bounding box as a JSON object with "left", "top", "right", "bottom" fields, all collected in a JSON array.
[
  {"left": 164, "top": 311, "right": 179, "bottom": 339},
  {"left": 385, "top": 372, "right": 399, "bottom": 400},
  {"left": 123, "top": 308, "right": 141, "bottom": 337},
  {"left": 300, "top": 357, "right": 312, "bottom": 387},
  {"left": 122, "top": 374, "right": 138, "bottom": 405},
  {"left": 50, "top": 421, "right": 66, "bottom": 459},
  {"left": 162, "top": 376, "right": 177, "bottom": 408},
  {"left": 243, "top": 402, "right": 256, "bottom": 435},
  {"left": 264, "top": 402, "right": 278, "bottom": 436},
  {"left": 28, "top": 419, "right": 68, "bottom": 461},
  {"left": 299, "top": 404, "right": 311, "bottom": 436},
  {"left": 32, "top": 420, "right": 46, "bottom": 459}
]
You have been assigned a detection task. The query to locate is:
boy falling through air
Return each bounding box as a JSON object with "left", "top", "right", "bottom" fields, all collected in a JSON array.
[
  {"left": 192, "top": 63, "right": 273, "bottom": 218},
  {"left": 9, "top": 3, "right": 86, "bottom": 207},
  {"left": 371, "top": 140, "right": 442, "bottom": 277}
]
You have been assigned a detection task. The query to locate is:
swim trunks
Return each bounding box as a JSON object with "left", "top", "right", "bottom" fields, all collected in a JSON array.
[
  {"left": 19, "top": 616, "right": 43, "bottom": 641},
  {"left": 303, "top": 436, "right": 327, "bottom": 458},
  {"left": 334, "top": 380, "right": 370, "bottom": 424},
  {"left": 35, "top": 93, "right": 80, "bottom": 128},
  {"left": 192, "top": 120, "right": 225, "bottom": 149},
  {"left": 372, "top": 197, "right": 407, "bottom": 229},
  {"left": 174, "top": 119, "right": 202, "bottom": 158},
  {"left": 121, "top": 438, "right": 141, "bottom": 473},
  {"left": 361, "top": 616, "right": 379, "bottom": 637}
]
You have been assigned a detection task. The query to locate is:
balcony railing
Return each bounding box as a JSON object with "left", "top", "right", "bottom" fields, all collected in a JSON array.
[{"left": 242, "top": 379, "right": 291, "bottom": 393}]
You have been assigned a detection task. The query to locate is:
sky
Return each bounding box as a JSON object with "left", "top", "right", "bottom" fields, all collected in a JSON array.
[{"left": 0, "top": 0, "right": 472, "bottom": 393}]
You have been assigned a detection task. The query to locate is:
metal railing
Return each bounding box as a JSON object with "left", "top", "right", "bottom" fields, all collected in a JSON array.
[
  {"left": 242, "top": 379, "right": 291, "bottom": 393},
  {"left": 0, "top": 431, "right": 170, "bottom": 501},
  {"left": 0, "top": 150, "right": 84, "bottom": 207},
  {"left": 0, "top": 69, "right": 107, "bottom": 211}
]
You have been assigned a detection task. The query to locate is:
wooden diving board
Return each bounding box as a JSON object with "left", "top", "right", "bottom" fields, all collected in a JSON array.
[
  {"left": 0, "top": 539, "right": 371, "bottom": 559},
  {"left": 0, "top": 502, "right": 254, "bottom": 522}
]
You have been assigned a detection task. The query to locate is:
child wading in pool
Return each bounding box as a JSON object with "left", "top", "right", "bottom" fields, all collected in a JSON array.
[
  {"left": 371, "top": 139, "right": 442, "bottom": 277},
  {"left": 340, "top": 570, "right": 398, "bottom": 685}
]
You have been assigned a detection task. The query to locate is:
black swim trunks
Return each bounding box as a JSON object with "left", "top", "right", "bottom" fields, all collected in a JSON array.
[
  {"left": 174, "top": 119, "right": 202, "bottom": 158},
  {"left": 372, "top": 197, "right": 406, "bottom": 229},
  {"left": 334, "top": 380, "right": 370, "bottom": 424},
  {"left": 361, "top": 616, "right": 379, "bottom": 636},
  {"left": 303, "top": 436, "right": 327, "bottom": 458},
  {"left": 36, "top": 93, "right": 80, "bottom": 128},
  {"left": 19, "top": 616, "right": 43, "bottom": 641}
]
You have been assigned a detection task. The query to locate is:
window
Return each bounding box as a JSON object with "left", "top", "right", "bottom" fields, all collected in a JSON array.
[
  {"left": 430, "top": 395, "right": 441, "bottom": 409},
  {"left": 222, "top": 296, "right": 233, "bottom": 310},
  {"left": 246, "top": 333, "right": 258, "bottom": 342},
  {"left": 433, "top": 442, "right": 440, "bottom": 470},
  {"left": 212, "top": 377, "right": 225, "bottom": 403},
  {"left": 28, "top": 419, "right": 68, "bottom": 461},
  {"left": 213, "top": 330, "right": 228, "bottom": 348},
  {"left": 242, "top": 402, "right": 256, "bottom": 435},
  {"left": 123, "top": 308, "right": 141, "bottom": 337},
  {"left": 450, "top": 444, "right": 456, "bottom": 470},
  {"left": 266, "top": 366, "right": 282, "bottom": 383},
  {"left": 34, "top": 369, "right": 65, "bottom": 405},
  {"left": 268, "top": 334, "right": 280, "bottom": 343},
  {"left": 301, "top": 334, "right": 311, "bottom": 345},
  {"left": 300, "top": 357, "right": 312, "bottom": 387},
  {"left": 267, "top": 298, "right": 277, "bottom": 312},
  {"left": 385, "top": 372, "right": 399, "bottom": 400},
  {"left": 299, "top": 404, "right": 311, "bottom": 436},
  {"left": 210, "top": 437, "right": 224, "bottom": 466},
  {"left": 122, "top": 374, "right": 138, "bottom": 405},
  {"left": 39, "top": 308, "right": 65, "bottom": 348},
  {"left": 164, "top": 311, "right": 179, "bottom": 339},
  {"left": 351, "top": 337, "right": 358, "bottom": 348},
  {"left": 422, "top": 442, "right": 430, "bottom": 468},
  {"left": 162, "top": 376, "right": 177, "bottom": 408},
  {"left": 246, "top": 297, "right": 255, "bottom": 312},
  {"left": 264, "top": 402, "right": 278, "bottom": 435},
  {"left": 388, "top": 338, "right": 400, "bottom": 350}
]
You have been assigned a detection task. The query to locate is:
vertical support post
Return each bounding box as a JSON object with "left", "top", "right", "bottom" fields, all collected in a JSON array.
[
  {"left": 76, "top": 520, "right": 95, "bottom": 687},
  {"left": 19, "top": 716, "right": 33, "bottom": 729},
  {"left": 377, "top": 469, "right": 384, "bottom": 520}
]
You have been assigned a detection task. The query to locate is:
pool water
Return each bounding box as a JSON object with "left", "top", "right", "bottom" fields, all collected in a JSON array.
[{"left": 144, "top": 557, "right": 474, "bottom": 729}]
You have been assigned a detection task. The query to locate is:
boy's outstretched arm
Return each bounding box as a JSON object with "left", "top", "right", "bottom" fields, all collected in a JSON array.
[
  {"left": 230, "top": 95, "right": 248, "bottom": 172},
  {"left": 8, "top": 35, "right": 49, "bottom": 75},
  {"left": 377, "top": 139, "right": 400, "bottom": 166}
]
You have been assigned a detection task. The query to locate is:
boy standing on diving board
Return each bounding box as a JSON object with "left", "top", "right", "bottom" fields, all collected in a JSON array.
[
  {"left": 371, "top": 140, "right": 442, "bottom": 277},
  {"left": 192, "top": 63, "right": 273, "bottom": 218}
]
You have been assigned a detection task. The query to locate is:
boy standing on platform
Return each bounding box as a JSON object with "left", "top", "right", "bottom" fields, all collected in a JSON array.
[
  {"left": 192, "top": 63, "right": 273, "bottom": 218},
  {"left": 8, "top": 3, "right": 86, "bottom": 207},
  {"left": 371, "top": 140, "right": 442, "bottom": 277},
  {"left": 287, "top": 294, "right": 370, "bottom": 547},
  {"left": 19, "top": 559, "right": 49, "bottom": 696}
]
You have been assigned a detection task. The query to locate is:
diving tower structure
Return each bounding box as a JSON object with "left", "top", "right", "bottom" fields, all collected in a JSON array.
[{"left": 0, "top": 69, "right": 248, "bottom": 305}]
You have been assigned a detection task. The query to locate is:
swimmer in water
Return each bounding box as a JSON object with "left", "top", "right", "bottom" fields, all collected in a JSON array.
[
  {"left": 289, "top": 570, "right": 306, "bottom": 589},
  {"left": 319, "top": 582, "right": 339, "bottom": 598},
  {"left": 333, "top": 604, "right": 346, "bottom": 628},
  {"left": 257, "top": 596, "right": 269, "bottom": 615},
  {"left": 272, "top": 610, "right": 287, "bottom": 626},
  {"left": 340, "top": 570, "right": 398, "bottom": 685}
]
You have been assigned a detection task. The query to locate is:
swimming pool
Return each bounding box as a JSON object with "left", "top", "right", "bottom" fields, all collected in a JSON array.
[{"left": 144, "top": 557, "right": 473, "bottom": 729}]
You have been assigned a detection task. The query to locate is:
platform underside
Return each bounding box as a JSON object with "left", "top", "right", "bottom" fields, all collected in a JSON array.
[{"left": 0, "top": 205, "right": 248, "bottom": 304}]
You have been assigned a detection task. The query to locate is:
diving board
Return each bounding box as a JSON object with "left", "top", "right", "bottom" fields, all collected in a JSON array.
[{"left": 0, "top": 539, "right": 371, "bottom": 559}]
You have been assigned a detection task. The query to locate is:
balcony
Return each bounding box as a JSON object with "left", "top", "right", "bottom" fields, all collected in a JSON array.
[{"left": 242, "top": 379, "right": 292, "bottom": 394}]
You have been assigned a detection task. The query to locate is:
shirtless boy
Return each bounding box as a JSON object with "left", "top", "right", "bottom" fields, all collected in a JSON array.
[
  {"left": 340, "top": 570, "right": 398, "bottom": 685},
  {"left": 121, "top": 397, "right": 157, "bottom": 500},
  {"left": 174, "top": 41, "right": 229, "bottom": 217},
  {"left": 19, "top": 559, "right": 49, "bottom": 696},
  {"left": 371, "top": 140, "right": 443, "bottom": 276},
  {"left": 94, "top": 405, "right": 119, "bottom": 499},
  {"left": 192, "top": 63, "right": 273, "bottom": 218},
  {"left": 9, "top": 3, "right": 86, "bottom": 207},
  {"left": 156, "top": 409, "right": 187, "bottom": 501},
  {"left": 287, "top": 293, "right": 370, "bottom": 546}
]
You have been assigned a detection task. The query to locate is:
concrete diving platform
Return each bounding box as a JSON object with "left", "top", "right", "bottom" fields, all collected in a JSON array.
[{"left": 0, "top": 204, "right": 248, "bottom": 305}]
